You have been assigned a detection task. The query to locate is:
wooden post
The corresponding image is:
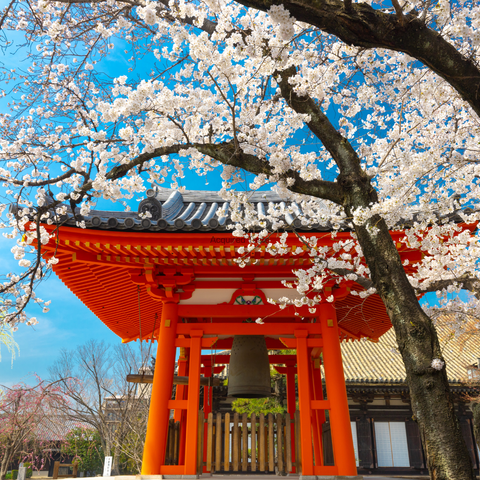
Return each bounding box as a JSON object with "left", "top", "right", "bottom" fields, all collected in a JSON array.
[
  {"left": 242, "top": 413, "right": 248, "bottom": 471},
  {"left": 141, "top": 301, "right": 178, "bottom": 475},
  {"left": 294, "top": 410, "right": 302, "bottom": 474},
  {"left": 184, "top": 330, "right": 203, "bottom": 475},
  {"left": 259, "top": 413, "right": 266, "bottom": 472},
  {"left": 167, "top": 418, "right": 175, "bottom": 464},
  {"left": 276, "top": 413, "right": 284, "bottom": 474},
  {"left": 224, "top": 412, "right": 231, "bottom": 472},
  {"left": 216, "top": 412, "right": 222, "bottom": 472},
  {"left": 52, "top": 462, "right": 60, "bottom": 480},
  {"left": 268, "top": 413, "right": 275, "bottom": 472},
  {"left": 207, "top": 413, "right": 214, "bottom": 472},
  {"left": 251, "top": 413, "right": 257, "bottom": 472},
  {"left": 174, "top": 421, "right": 180, "bottom": 465},
  {"left": 285, "top": 413, "right": 292, "bottom": 473},
  {"left": 320, "top": 303, "right": 357, "bottom": 476},
  {"left": 295, "top": 330, "right": 314, "bottom": 476},
  {"left": 233, "top": 412, "right": 240, "bottom": 471}
]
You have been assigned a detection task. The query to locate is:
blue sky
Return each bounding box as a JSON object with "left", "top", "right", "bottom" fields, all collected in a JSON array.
[
  {"left": 0, "top": 171, "right": 222, "bottom": 387},
  {"left": 0, "top": 1, "right": 452, "bottom": 388}
]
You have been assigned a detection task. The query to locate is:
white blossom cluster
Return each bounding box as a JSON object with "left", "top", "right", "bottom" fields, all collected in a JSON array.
[
  {"left": 0, "top": 0, "right": 480, "bottom": 330},
  {"left": 431, "top": 358, "right": 445, "bottom": 371}
]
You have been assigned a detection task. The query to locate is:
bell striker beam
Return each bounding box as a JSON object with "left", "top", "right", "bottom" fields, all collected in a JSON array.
[
  {"left": 320, "top": 302, "right": 357, "bottom": 476},
  {"left": 142, "top": 301, "right": 179, "bottom": 475}
]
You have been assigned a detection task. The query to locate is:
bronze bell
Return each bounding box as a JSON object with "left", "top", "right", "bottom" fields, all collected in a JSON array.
[{"left": 227, "top": 335, "right": 272, "bottom": 398}]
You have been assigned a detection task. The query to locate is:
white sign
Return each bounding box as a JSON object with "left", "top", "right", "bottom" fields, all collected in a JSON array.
[{"left": 103, "top": 457, "right": 112, "bottom": 477}]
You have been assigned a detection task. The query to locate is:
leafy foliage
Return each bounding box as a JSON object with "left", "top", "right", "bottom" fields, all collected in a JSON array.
[
  {"left": 61, "top": 427, "right": 103, "bottom": 475},
  {"left": 232, "top": 397, "right": 285, "bottom": 416}
]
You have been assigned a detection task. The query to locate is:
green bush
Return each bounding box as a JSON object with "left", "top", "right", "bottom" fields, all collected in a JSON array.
[
  {"left": 23, "top": 462, "right": 32, "bottom": 478},
  {"left": 6, "top": 466, "right": 32, "bottom": 479}
]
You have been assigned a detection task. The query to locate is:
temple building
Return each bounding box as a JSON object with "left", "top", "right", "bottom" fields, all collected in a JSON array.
[{"left": 35, "top": 187, "right": 477, "bottom": 480}]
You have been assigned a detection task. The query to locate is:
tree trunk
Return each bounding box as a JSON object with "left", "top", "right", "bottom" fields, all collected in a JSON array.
[
  {"left": 0, "top": 446, "right": 12, "bottom": 480},
  {"left": 342, "top": 173, "right": 474, "bottom": 480},
  {"left": 111, "top": 444, "right": 121, "bottom": 476}
]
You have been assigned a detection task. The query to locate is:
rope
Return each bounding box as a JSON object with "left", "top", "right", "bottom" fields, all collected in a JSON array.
[{"left": 146, "top": 312, "right": 158, "bottom": 371}]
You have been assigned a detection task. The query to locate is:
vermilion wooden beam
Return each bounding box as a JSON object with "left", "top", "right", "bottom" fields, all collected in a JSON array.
[
  {"left": 175, "top": 337, "right": 218, "bottom": 348},
  {"left": 279, "top": 337, "right": 324, "bottom": 348},
  {"left": 199, "top": 354, "right": 297, "bottom": 365},
  {"left": 177, "top": 304, "right": 318, "bottom": 318},
  {"left": 176, "top": 322, "right": 321, "bottom": 336}
]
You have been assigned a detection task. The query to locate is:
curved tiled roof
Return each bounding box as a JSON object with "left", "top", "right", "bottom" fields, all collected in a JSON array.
[
  {"left": 40, "top": 186, "right": 475, "bottom": 234},
  {"left": 341, "top": 317, "right": 480, "bottom": 384},
  {"left": 63, "top": 188, "right": 329, "bottom": 232}
]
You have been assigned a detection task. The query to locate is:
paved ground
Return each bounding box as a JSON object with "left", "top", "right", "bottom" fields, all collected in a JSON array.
[{"left": 30, "top": 475, "right": 433, "bottom": 480}]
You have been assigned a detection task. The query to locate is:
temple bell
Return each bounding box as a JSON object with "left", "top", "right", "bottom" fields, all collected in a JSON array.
[{"left": 227, "top": 335, "right": 272, "bottom": 398}]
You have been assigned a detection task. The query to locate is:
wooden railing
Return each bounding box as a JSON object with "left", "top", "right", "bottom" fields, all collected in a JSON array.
[
  {"left": 202, "top": 411, "right": 301, "bottom": 474},
  {"left": 52, "top": 462, "right": 78, "bottom": 479}
]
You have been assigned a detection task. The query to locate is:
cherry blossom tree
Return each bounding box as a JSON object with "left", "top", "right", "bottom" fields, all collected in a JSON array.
[
  {"left": 1, "top": 0, "right": 480, "bottom": 478},
  {"left": 0, "top": 379, "right": 68, "bottom": 480}
]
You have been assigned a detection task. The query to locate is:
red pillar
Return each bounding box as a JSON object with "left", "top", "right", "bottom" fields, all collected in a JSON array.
[
  {"left": 312, "top": 358, "right": 326, "bottom": 425},
  {"left": 203, "top": 360, "right": 214, "bottom": 415},
  {"left": 176, "top": 347, "right": 189, "bottom": 465},
  {"left": 175, "top": 347, "right": 188, "bottom": 421},
  {"left": 295, "top": 330, "right": 314, "bottom": 476},
  {"left": 308, "top": 355, "right": 322, "bottom": 467},
  {"left": 202, "top": 360, "right": 213, "bottom": 472},
  {"left": 320, "top": 303, "right": 357, "bottom": 476},
  {"left": 311, "top": 356, "right": 325, "bottom": 467},
  {"left": 184, "top": 330, "right": 203, "bottom": 475},
  {"left": 141, "top": 302, "right": 178, "bottom": 475},
  {"left": 285, "top": 364, "right": 296, "bottom": 466}
]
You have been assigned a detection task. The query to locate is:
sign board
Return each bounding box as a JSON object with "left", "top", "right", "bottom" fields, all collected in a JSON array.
[
  {"left": 103, "top": 457, "right": 112, "bottom": 477},
  {"left": 17, "top": 467, "right": 26, "bottom": 480}
]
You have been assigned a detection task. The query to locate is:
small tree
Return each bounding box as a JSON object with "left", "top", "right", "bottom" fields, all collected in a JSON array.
[
  {"left": 49, "top": 340, "right": 150, "bottom": 475},
  {"left": 0, "top": 379, "right": 67, "bottom": 480},
  {"left": 61, "top": 427, "right": 103, "bottom": 476}
]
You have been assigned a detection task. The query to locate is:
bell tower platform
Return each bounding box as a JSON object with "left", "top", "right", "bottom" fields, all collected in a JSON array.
[{"left": 33, "top": 188, "right": 475, "bottom": 479}]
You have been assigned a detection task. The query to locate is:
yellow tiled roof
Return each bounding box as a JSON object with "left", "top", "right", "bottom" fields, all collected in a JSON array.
[{"left": 340, "top": 317, "right": 480, "bottom": 384}]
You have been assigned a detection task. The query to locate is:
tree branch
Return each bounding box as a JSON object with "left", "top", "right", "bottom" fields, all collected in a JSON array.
[
  {"left": 276, "top": 65, "right": 365, "bottom": 183},
  {"left": 194, "top": 141, "right": 344, "bottom": 205},
  {"left": 417, "top": 275, "right": 480, "bottom": 299},
  {"left": 234, "top": 0, "right": 480, "bottom": 118}
]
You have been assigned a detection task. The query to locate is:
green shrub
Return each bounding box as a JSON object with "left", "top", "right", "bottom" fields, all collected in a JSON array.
[{"left": 23, "top": 462, "right": 32, "bottom": 478}]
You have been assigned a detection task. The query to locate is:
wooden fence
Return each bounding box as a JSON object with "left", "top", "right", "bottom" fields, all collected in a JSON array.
[{"left": 202, "top": 411, "right": 301, "bottom": 474}]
